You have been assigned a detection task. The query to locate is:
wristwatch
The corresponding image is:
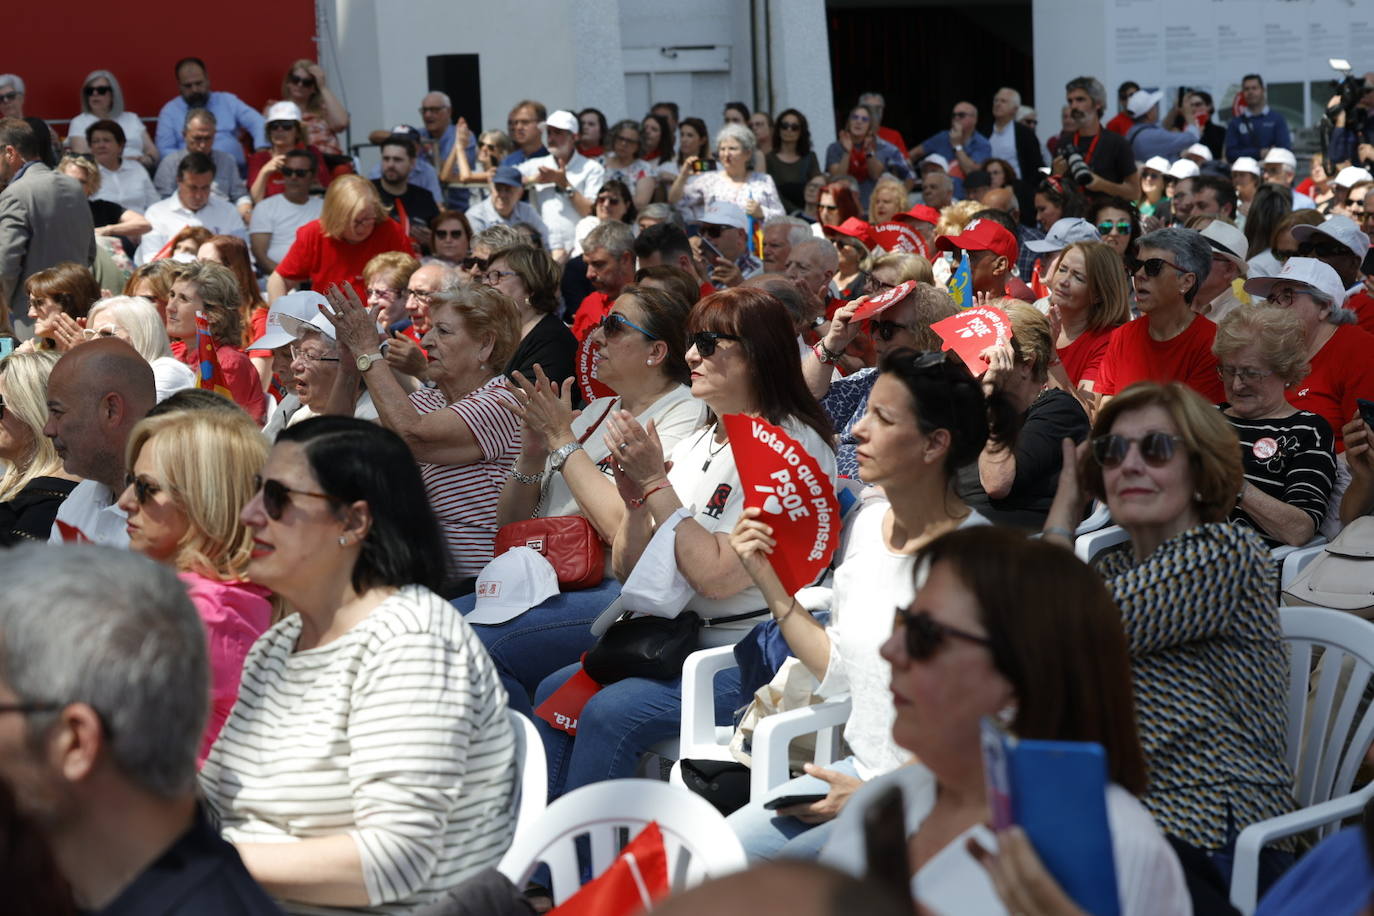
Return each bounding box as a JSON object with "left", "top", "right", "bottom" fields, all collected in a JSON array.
[
  {"left": 355, "top": 351, "right": 384, "bottom": 372},
  {"left": 549, "top": 440, "right": 583, "bottom": 472},
  {"left": 953, "top": 144, "right": 965, "bottom": 153}
]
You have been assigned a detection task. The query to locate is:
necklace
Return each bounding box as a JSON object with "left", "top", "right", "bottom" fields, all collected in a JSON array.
[{"left": 701, "top": 426, "right": 730, "bottom": 473}]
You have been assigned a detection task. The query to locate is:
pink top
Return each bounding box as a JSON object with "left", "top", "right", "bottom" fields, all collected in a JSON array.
[{"left": 180, "top": 571, "right": 274, "bottom": 764}]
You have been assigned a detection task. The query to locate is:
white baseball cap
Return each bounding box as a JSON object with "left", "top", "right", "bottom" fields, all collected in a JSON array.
[
  {"left": 1290, "top": 214, "right": 1371, "bottom": 259},
  {"left": 1199, "top": 220, "right": 1248, "bottom": 273},
  {"left": 1243, "top": 257, "right": 1347, "bottom": 308},
  {"left": 1024, "top": 217, "right": 1101, "bottom": 254},
  {"left": 278, "top": 304, "right": 338, "bottom": 342},
  {"left": 920, "top": 153, "right": 950, "bottom": 173},
  {"left": 1167, "top": 159, "right": 1200, "bottom": 180},
  {"left": 1334, "top": 166, "right": 1374, "bottom": 189},
  {"left": 1184, "top": 143, "right": 1213, "bottom": 162},
  {"left": 1262, "top": 148, "right": 1297, "bottom": 170},
  {"left": 700, "top": 200, "right": 749, "bottom": 231},
  {"left": 247, "top": 291, "right": 329, "bottom": 350},
  {"left": 265, "top": 101, "right": 303, "bottom": 123},
  {"left": 465, "top": 547, "right": 560, "bottom": 625},
  {"left": 1142, "top": 156, "right": 1171, "bottom": 175},
  {"left": 1126, "top": 89, "right": 1163, "bottom": 119},
  {"left": 1230, "top": 157, "right": 1261, "bottom": 177},
  {"left": 543, "top": 110, "right": 579, "bottom": 133}
]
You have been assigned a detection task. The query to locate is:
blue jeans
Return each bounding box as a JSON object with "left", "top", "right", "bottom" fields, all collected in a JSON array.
[
  {"left": 725, "top": 755, "right": 859, "bottom": 862},
  {"left": 533, "top": 661, "right": 741, "bottom": 801},
  {"left": 454, "top": 580, "right": 621, "bottom": 717}
]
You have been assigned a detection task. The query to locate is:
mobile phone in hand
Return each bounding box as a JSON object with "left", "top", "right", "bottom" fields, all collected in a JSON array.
[
  {"left": 697, "top": 234, "right": 726, "bottom": 263},
  {"left": 1358, "top": 398, "right": 1374, "bottom": 428},
  {"left": 692, "top": 158, "right": 718, "bottom": 173}
]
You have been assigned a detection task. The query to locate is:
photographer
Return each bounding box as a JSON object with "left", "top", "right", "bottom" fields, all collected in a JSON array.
[
  {"left": 1053, "top": 76, "right": 1141, "bottom": 202},
  {"left": 1328, "top": 72, "right": 1374, "bottom": 169}
]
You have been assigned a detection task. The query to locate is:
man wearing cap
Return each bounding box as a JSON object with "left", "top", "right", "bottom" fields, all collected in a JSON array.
[
  {"left": 1262, "top": 149, "right": 1315, "bottom": 210},
  {"left": 1194, "top": 220, "right": 1249, "bottom": 322},
  {"left": 1055, "top": 76, "right": 1141, "bottom": 201},
  {"left": 153, "top": 109, "right": 250, "bottom": 212},
  {"left": 518, "top": 110, "right": 604, "bottom": 263},
  {"left": 365, "top": 124, "right": 443, "bottom": 206},
  {"left": 909, "top": 101, "right": 991, "bottom": 181},
  {"left": 1182, "top": 143, "right": 1213, "bottom": 166},
  {"left": 1226, "top": 74, "right": 1293, "bottom": 162},
  {"left": 464, "top": 165, "right": 549, "bottom": 243},
  {"left": 695, "top": 201, "right": 762, "bottom": 289},
  {"left": 1191, "top": 175, "right": 1238, "bottom": 222},
  {"left": 1327, "top": 167, "right": 1373, "bottom": 219},
  {"left": 1292, "top": 214, "right": 1370, "bottom": 308},
  {"left": 1167, "top": 162, "right": 1200, "bottom": 226},
  {"left": 1124, "top": 89, "right": 1194, "bottom": 162},
  {"left": 249, "top": 148, "right": 324, "bottom": 275},
  {"left": 936, "top": 217, "right": 1021, "bottom": 299},
  {"left": 1231, "top": 157, "right": 1262, "bottom": 215},
  {"left": 1105, "top": 81, "right": 1140, "bottom": 137},
  {"left": 1244, "top": 257, "right": 1374, "bottom": 452},
  {"left": 501, "top": 100, "right": 550, "bottom": 167},
  {"left": 372, "top": 134, "right": 440, "bottom": 251}
]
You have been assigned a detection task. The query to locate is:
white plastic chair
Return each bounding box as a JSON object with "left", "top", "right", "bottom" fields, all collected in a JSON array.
[
  {"left": 508, "top": 710, "right": 547, "bottom": 848},
  {"left": 1075, "top": 500, "right": 1112, "bottom": 536},
  {"left": 1074, "top": 524, "right": 1130, "bottom": 563},
  {"left": 1275, "top": 537, "right": 1330, "bottom": 591},
  {"left": 1229, "top": 607, "right": 1374, "bottom": 914},
  {"left": 497, "top": 778, "right": 748, "bottom": 905}
]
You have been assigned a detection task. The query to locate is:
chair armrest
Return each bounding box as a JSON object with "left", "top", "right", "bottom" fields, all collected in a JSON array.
[
  {"left": 1279, "top": 540, "right": 1328, "bottom": 590},
  {"left": 680, "top": 645, "right": 740, "bottom": 754},
  {"left": 749, "top": 699, "right": 853, "bottom": 801},
  {"left": 1074, "top": 525, "right": 1129, "bottom": 562},
  {"left": 1228, "top": 781, "right": 1374, "bottom": 915},
  {"left": 1075, "top": 501, "right": 1112, "bottom": 536}
]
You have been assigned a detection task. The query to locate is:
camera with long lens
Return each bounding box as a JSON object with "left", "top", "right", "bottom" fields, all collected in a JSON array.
[
  {"left": 1324, "top": 58, "right": 1372, "bottom": 168},
  {"left": 1064, "top": 151, "right": 1095, "bottom": 186}
]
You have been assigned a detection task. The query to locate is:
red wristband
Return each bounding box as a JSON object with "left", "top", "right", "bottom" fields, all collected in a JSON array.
[{"left": 630, "top": 480, "right": 673, "bottom": 509}]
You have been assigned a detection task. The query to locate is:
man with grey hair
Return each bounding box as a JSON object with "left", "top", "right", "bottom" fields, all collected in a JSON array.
[
  {"left": 571, "top": 220, "right": 636, "bottom": 341},
  {"left": 762, "top": 215, "right": 811, "bottom": 273},
  {"left": 0, "top": 544, "right": 280, "bottom": 912},
  {"left": 1056, "top": 76, "right": 1140, "bottom": 201},
  {"left": 518, "top": 109, "right": 605, "bottom": 263},
  {"left": 0, "top": 73, "right": 24, "bottom": 120},
  {"left": 153, "top": 109, "right": 250, "bottom": 213},
  {"left": 987, "top": 87, "right": 1044, "bottom": 226},
  {"left": 921, "top": 170, "right": 954, "bottom": 210},
  {"left": 1095, "top": 226, "right": 1225, "bottom": 404},
  {"left": 784, "top": 237, "right": 874, "bottom": 373}
]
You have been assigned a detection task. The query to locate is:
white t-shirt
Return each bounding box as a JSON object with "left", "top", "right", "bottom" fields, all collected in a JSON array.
[
  {"left": 518, "top": 151, "right": 605, "bottom": 254},
  {"left": 822, "top": 763, "right": 1192, "bottom": 916},
  {"left": 47, "top": 479, "right": 128, "bottom": 547},
  {"left": 136, "top": 193, "right": 247, "bottom": 265},
  {"left": 248, "top": 193, "right": 325, "bottom": 265},
  {"left": 69, "top": 111, "right": 148, "bottom": 159}
]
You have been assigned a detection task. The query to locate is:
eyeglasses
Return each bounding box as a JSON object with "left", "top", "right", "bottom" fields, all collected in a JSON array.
[
  {"left": 482, "top": 269, "right": 518, "bottom": 286},
  {"left": 1298, "top": 239, "right": 1353, "bottom": 259},
  {"left": 1273, "top": 248, "right": 1300, "bottom": 262},
  {"left": 460, "top": 256, "right": 489, "bottom": 272},
  {"left": 868, "top": 319, "right": 916, "bottom": 342},
  {"left": 0, "top": 92, "right": 18, "bottom": 104},
  {"left": 419, "top": 105, "right": 448, "bottom": 115},
  {"left": 1268, "top": 287, "right": 1321, "bottom": 308},
  {"left": 892, "top": 606, "right": 993, "bottom": 660},
  {"left": 691, "top": 330, "right": 742, "bottom": 357},
  {"left": 279, "top": 167, "right": 312, "bottom": 178},
  {"left": 596, "top": 196, "right": 625, "bottom": 207},
  {"left": 952, "top": 110, "right": 976, "bottom": 120},
  {"left": 288, "top": 75, "right": 316, "bottom": 87},
  {"left": 1217, "top": 365, "right": 1275, "bottom": 383},
  {"left": 367, "top": 286, "right": 403, "bottom": 301},
  {"left": 289, "top": 345, "right": 340, "bottom": 363},
  {"left": 268, "top": 120, "right": 297, "bottom": 131},
  {"left": 0, "top": 701, "right": 61, "bottom": 717},
  {"left": 124, "top": 472, "right": 163, "bottom": 506},
  {"left": 406, "top": 287, "right": 436, "bottom": 304},
  {"left": 701, "top": 224, "right": 730, "bottom": 238},
  {"left": 1127, "top": 256, "right": 1187, "bottom": 278},
  {"left": 778, "top": 121, "right": 802, "bottom": 131},
  {"left": 83, "top": 85, "right": 113, "bottom": 97},
  {"left": 597, "top": 312, "right": 659, "bottom": 340},
  {"left": 1096, "top": 220, "right": 1131, "bottom": 235},
  {"left": 1091, "top": 432, "right": 1185, "bottom": 468},
  {"left": 254, "top": 475, "right": 339, "bottom": 521},
  {"left": 864, "top": 276, "right": 897, "bottom": 295},
  {"left": 434, "top": 228, "right": 464, "bottom": 240}
]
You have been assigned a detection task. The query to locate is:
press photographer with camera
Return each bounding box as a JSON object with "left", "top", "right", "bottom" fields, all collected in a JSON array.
[
  {"left": 1053, "top": 76, "right": 1141, "bottom": 203},
  {"left": 1328, "top": 69, "right": 1374, "bottom": 170}
]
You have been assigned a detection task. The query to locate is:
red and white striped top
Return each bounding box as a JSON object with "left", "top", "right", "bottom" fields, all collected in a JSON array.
[{"left": 410, "top": 378, "right": 521, "bottom": 579}]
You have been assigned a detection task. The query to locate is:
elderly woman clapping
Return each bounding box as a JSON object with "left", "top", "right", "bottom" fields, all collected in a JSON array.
[{"left": 1214, "top": 306, "right": 1336, "bottom": 547}]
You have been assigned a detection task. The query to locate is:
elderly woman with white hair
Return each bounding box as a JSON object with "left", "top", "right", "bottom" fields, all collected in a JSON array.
[
  {"left": 85, "top": 296, "right": 196, "bottom": 402},
  {"left": 668, "top": 122, "right": 784, "bottom": 224},
  {"left": 66, "top": 69, "right": 158, "bottom": 167}
]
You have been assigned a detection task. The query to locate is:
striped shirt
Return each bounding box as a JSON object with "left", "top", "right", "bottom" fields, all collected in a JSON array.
[
  {"left": 410, "top": 378, "right": 521, "bottom": 579},
  {"left": 200, "top": 586, "right": 516, "bottom": 915},
  {"left": 1223, "top": 409, "right": 1336, "bottom": 548}
]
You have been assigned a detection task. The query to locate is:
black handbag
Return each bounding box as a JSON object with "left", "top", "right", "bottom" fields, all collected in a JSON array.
[
  {"left": 582, "top": 612, "right": 702, "bottom": 684},
  {"left": 678, "top": 758, "right": 752, "bottom": 815}
]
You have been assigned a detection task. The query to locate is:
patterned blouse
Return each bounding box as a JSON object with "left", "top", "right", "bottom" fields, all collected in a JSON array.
[
  {"left": 675, "top": 170, "right": 785, "bottom": 225},
  {"left": 1096, "top": 522, "right": 1294, "bottom": 850}
]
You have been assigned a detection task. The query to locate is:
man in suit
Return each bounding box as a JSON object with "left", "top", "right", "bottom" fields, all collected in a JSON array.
[
  {"left": 986, "top": 88, "right": 1045, "bottom": 228},
  {"left": 0, "top": 118, "right": 95, "bottom": 335}
]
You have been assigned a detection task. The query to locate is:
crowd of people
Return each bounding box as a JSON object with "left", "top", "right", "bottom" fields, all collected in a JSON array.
[{"left": 0, "top": 56, "right": 1373, "bottom": 915}]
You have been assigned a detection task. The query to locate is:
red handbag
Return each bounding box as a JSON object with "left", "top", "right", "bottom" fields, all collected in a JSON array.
[{"left": 495, "top": 515, "right": 605, "bottom": 591}]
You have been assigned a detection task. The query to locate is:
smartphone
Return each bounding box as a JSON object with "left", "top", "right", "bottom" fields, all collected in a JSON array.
[
  {"left": 1358, "top": 398, "right": 1374, "bottom": 428},
  {"left": 761, "top": 772, "right": 830, "bottom": 810},
  {"left": 692, "top": 158, "right": 718, "bottom": 173},
  {"left": 697, "top": 234, "right": 726, "bottom": 264},
  {"left": 981, "top": 719, "right": 1121, "bottom": 916}
]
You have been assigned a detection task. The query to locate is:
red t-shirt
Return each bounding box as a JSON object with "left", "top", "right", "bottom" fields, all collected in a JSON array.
[
  {"left": 877, "top": 126, "right": 907, "bottom": 158},
  {"left": 1287, "top": 324, "right": 1374, "bottom": 453},
  {"left": 247, "top": 306, "right": 271, "bottom": 358},
  {"left": 699, "top": 281, "right": 716, "bottom": 301},
  {"left": 247, "top": 147, "right": 331, "bottom": 199},
  {"left": 275, "top": 219, "right": 416, "bottom": 302},
  {"left": 1347, "top": 289, "right": 1374, "bottom": 338},
  {"left": 1096, "top": 314, "right": 1225, "bottom": 403},
  {"left": 173, "top": 341, "right": 268, "bottom": 423},
  {"left": 571, "top": 291, "right": 614, "bottom": 343},
  {"left": 1058, "top": 325, "right": 1116, "bottom": 387},
  {"left": 1105, "top": 112, "right": 1134, "bottom": 137}
]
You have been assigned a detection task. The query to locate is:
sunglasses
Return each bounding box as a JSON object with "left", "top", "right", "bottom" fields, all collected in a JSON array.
[
  {"left": 288, "top": 75, "right": 316, "bottom": 87},
  {"left": 83, "top": 85, "right": 113, "bottom": 97},
  {"left": 1126, "top": 256, "right": 1187, "bottom": 278},
  {"left": 434, "top": 228, "right": 464, "bottom": 240},
  {"left": 701, "top": 225, "right": 730, "bottom": 238},
  {"left": 868, "top": 319, "right": 915, "bottom": 342},
  {"left": 893, "top": 606, "right": 992, "bottom": 660},
  {"left": 597, "top": 312, "right": 658, "bottom": 340},
  {"left": 124, "top": 472, "right": 163, "bottom": 506},
  {"left": 597, "top": 196, "right": 625, "bottom": 207},
  {"left": 1091, "top": 432, "right": 1185, "bottom": 468},
  {"left": 778, "top": 121, "right": 802, "bottom": 131},
  {"left": 268, "top": 121, "right": 297, "bottom": 131},
  {"left": 1096, "top": 220, "right": 1131, "bottom": 235},
  {"left": 279, "top": 167, "right": 311, "bottom": 178},
  {"left": 1298, "top": 239, "right": 1352, "bottom": 259},
  {"left": 460, "top": 256, "right": 489, "bottom": 272},
  {"left": 254, "top": 474, "right": 338, "bottom": 521},
  {"left": 0, "top": 92, "right": 18, "bottom": 104},
  {"left": 691, "top": 330, "right": 742, "bottom": 357}
]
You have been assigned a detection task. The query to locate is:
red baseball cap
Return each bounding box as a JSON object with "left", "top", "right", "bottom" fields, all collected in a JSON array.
[
  {"left": 936, "top": 217, "right": 1018, "bottom": 263},
  {"left": 822, "top": 217, "right": 879, "bottom": 252},
  {"left": 894, "top": 204, "right": 941, "bottom": 226}
]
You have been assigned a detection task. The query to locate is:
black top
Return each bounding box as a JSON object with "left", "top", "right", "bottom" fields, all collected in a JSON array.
[
  {"left": 765, "top": 151, "right": 821, "bottom": 214},
  {"left": 371, "top": 180, "right": 440, "bottom": 231},
  {"left": 91, "top": 807, "right": 281, "bottom": 915},
  {"left": 0, "top": 476, "right": 78, "bottom": 547},
  {"left": 1223, "top": 408, "right": 1336, "bottom": 548},
  {"left": 506, "top": 311, "right": 578, "bottom": 388},
  {"left": 88, "top": 198, "right": 125, "bottom": 228},
  {"left": 1055, "top": 127, "right": 1137, "bottom": 184},
  {"left": 957, "top": 388, "right": 1090, "bottom": 529}
]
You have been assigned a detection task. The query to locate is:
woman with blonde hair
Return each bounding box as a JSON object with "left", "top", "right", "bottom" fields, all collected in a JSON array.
[
  {"left": 0, "top": 351, "right": 79, "bottom": 544},
  {"left": 86, "top": 296, "right": 196, "bottom": 402},
  {"left": 1047, "top": 240, "right": 1132, "bottom": 396},
  {"left": 116, "top": 408, "right": 272, "bottom": 762},
  {"left": 267, "top": 174, "right": 414, "bottom": 305},
  {"left": 867, "top": 175, "right": 908, "bottom": 225},
  {"left": 864, "top": 251, "right": 934, "bottom": 293},
  {"left": 167, "top": 261, "right": 267, "bottom": 422},
  {"left": 268, "top": 58, "right": 349, "bottom": 158}
]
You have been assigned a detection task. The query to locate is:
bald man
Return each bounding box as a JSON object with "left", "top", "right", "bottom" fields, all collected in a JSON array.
[{"left": 44, "top": 339, "right": 157, "bottom": 545}]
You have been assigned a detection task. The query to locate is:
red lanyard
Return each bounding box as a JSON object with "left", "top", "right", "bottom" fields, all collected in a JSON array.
[{"left": 1071, "top": 131, "right": 1101, "bottom": 165}]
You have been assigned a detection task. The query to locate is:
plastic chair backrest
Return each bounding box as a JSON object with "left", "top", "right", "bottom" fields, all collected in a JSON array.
[
  {"left": 1279, "top": 607, "right": 1374, "bottom": 826},
  {"left": 497, "top": 778, "right": 748, "bottom": 904},
  {"left": 508, "top": 710, "right": 547, "bottom": 845}
]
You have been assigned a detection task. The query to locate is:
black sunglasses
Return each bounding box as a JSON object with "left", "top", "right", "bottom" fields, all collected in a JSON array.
[
  {"left": 288, "top": 75, "right": 316, "bottom": 87},
  {"left": 597, "top": 312, "right": 658, "bottom": 340},
  {"left": 0, "top": 92, "right": 18, "bottom": 104},
  {"left": 461, "top": 256, "right": 489, "bottom": 271},
  {"left": 778, "top": 121, "right": 802, "bottom": 130},
  {"left": 279, "top": 167, "right": 311, "bottom": 178},
  {"left": 1091, "top": 432, "right": 1185, "bottom": 468},
  {"left": 268, "top": 120, "right": 297, "bottom": 131},
  {"left": 701, "top": 225, "right": 730, "bottom": 238},
  {"left": 434, "top": 228, "right": 464, "bottom": 240},
  {"left": 254, "top": 474, "right": 338, "bottom": 520},
  {"left": 1298, "top": 239, "right": 1352, "bottom": 259},
  {"left": 1126, "top": 256, "right": 1187, "bottom": 277},
  {"left": 83, "top": 85, "right": 113, "bottom": 97},
  {"left": 691, "top": 330, "right": 742, "bottom": 357},
  {"left": 868, "top": 319, "right": 914, "bottom": 342},
  {"left": 125, "top": 472, "right": 162, "bottom": 506},
  {"left": 893, "top": 606, "right": 993, "bottom": 660}
]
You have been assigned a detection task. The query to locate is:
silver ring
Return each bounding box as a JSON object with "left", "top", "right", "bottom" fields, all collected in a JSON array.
[{"left": 618, "top": 442, "right": 628, "bottom": 451}]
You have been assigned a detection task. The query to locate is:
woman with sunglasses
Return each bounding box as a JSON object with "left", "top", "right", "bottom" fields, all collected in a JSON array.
[
  {"left": 0, "top": 351, "right": 79, "bottom": 545},
  {"left": 817, "top": 181, "right": 861, "bottom": 229},
  {"left": 1137, "top": 158, "right": 1171, "bottom": 221},
  {"left": 461, "top": 286, "right": 703, "bottom": 715},
  {"left": 117, "top": 408, "right": 272, "bottom": 762},
  {"left": 425, "top": 209, "right": 474, "bottom": 268},
  {"left": 247, "top": 102, "right": 329, "bottom": 204},
  {"left": 324, "top": 281, "right": 521, "bottom": 596},
  {"left": 1046, "top": 241, "right": 1132, "bottom": 398},
  {"left": 1088, "top": 196, "right": 1139, "bottom": 260},
  {"left": 824, "top": 105, "right": 910, "bottom": 208},
  {"left": 572, "top": 179, "right": 637, "bottom": 259},
  {"left": 67, "top": 70, "right": 157, "bottom": 167},
  {"left": 1212, "top": 307, "right": 1336, "bottom": 548},
  {"left": 481, "top": 244, "right": 577, "bottom": 385},
  {"left": 1095, "top": 228, "right": 1226, "bottom": 406},
  {"left": 200, "top": 417, "right": 517, "bottom": 911},
  {"left": 764, "top": 109, "right": 820, "bottom": 216},
  {"left": 166, "top": 261, "right": 268, "bottom": 423},
  {"left": 820, "top": 526, "right": 1187, "bottom": 914},
  {"left": 269, "top": 59, "right": 348, "bottom": 159},
  {"left": 532, "top": 287, "right": 836, "bottom": 799},
  {"left": 19, "top": 262, "right": 101, "bottom": 354},
  {"left": 725, "top": 349, "right": 1012, "bottom": 860},
  {"left": 1044, "top": 381, "right": 1294, "bottom": 887},
  {"left": 600, "top": 119, "right": 657, "bottom": 211}
]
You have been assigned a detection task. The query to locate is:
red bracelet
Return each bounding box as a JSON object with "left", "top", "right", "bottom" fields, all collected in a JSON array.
[{"left": 630, "top": 481, "right": 673, "bottom": 509}]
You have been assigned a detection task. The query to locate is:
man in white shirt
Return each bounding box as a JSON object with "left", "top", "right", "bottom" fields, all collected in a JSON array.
[
  {"left": 248, "top": 148, "right": 322, "bottom": 273},
  {"left": 45, "top": 339, "right": 156, "bottom": 546},
  {"left": 136, "top": 153, "right": 247, "bottom": 264},
  {"left": 518, "top": 110, "right": 604, "bottom": 262}
]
